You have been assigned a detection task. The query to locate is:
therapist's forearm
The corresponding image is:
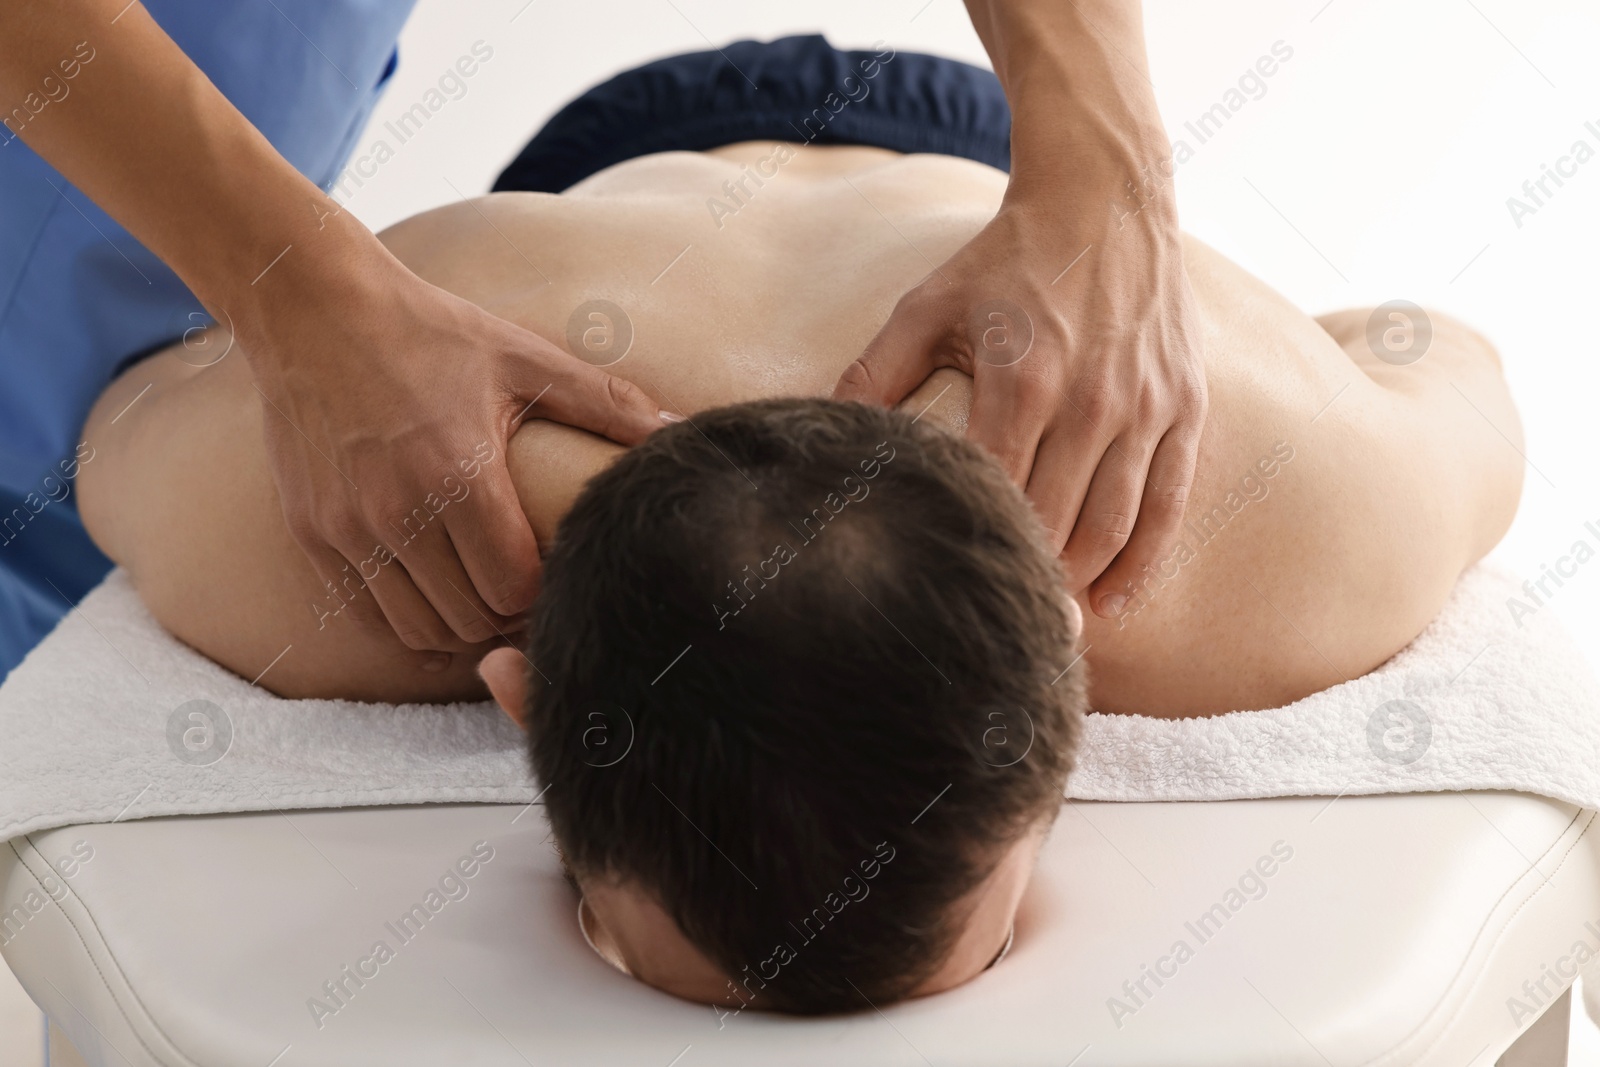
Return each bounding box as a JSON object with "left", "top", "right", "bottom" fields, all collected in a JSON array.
[
  {"left": 0, "top": 0, "right": 378, "bottom": 337},
  {"left": 5, "top": 1, "right": 673, "bottom": 653},
  {"left": 964, "top": 0, "right": 1170, "bottom": 210}
]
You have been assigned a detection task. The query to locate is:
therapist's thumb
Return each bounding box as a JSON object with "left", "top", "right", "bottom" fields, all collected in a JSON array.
[
  {"left": 505, "top": 332, "right": 667, "bottom": 447},
  {"left": 834, "top": 292, "right": 948, "bottom": 407}
]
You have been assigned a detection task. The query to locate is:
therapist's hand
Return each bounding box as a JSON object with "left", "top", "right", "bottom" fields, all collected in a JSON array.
[
  {"left": 837, "top": 0, "right": 1208, "bottom": 620},
  {"left": 838, "top": 194, "right": 1205, "bottom": 618},
  {"left": 1, "top": 1, "right": 670, "bottom": 650},
  {"left": 240, "top": 241, "right": 668, "bottom": 651}
]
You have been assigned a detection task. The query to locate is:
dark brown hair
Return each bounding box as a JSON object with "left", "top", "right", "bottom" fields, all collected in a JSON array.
[{"left": 525, "top": 397, "right": 1084, "bottom": 1013}]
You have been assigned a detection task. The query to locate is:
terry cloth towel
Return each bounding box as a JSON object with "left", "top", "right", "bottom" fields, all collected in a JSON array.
[{"left": 2, "top": 560, "right": 1598, "bottom": 840}]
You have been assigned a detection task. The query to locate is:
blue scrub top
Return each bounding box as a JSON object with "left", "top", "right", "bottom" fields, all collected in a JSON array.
[{"left": 0, "top": 0, "right": 417, "bottom": 678}]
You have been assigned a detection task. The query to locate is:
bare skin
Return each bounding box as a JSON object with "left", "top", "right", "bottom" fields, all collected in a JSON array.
[
  {"left": 854, "top": 0, "right": 1209, "bottom": 618},
  {"left": 79, "top": 142, "right": 1521, "bottom": 717}
]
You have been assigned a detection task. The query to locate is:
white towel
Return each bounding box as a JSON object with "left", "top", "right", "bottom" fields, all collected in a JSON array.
[
  {"left": 0, "top": 569, "right": 532, "bottom": 843},
  {"left": 1066, "top": 560, "right": 1600, "bottom": 807},
  {"left": 3, "top": 561, "right": 1598, "bottom": 842}
]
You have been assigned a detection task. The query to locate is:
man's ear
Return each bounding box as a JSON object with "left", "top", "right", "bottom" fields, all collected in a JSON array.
[{"left": 478, "top": 646, "right": 530, "bottom": 729}]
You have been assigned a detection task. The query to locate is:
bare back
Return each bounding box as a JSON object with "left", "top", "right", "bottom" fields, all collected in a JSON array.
[{"left": 79, "top": 144, "right": 1522, "bottom": 715}]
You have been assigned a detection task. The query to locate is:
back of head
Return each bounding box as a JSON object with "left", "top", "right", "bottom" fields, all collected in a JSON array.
[{"left": 526, "top": 397, "right": 1085, "bottom": 1012}]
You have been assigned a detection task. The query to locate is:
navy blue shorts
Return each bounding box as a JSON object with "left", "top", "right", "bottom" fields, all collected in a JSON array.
[{"left": 492, "top": 35, "right": 1011, "bottom": 194}]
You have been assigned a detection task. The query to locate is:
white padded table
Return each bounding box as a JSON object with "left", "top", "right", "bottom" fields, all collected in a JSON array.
[{"left": 4, "top": 792, "right": 1596, "bottom": 1067}]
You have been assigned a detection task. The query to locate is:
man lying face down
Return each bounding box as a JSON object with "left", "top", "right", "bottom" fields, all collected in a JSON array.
[
  {"left": 77, "top": 38, "right": 1523, "bottom": 1019},
  {"left": 76, "top": 137, "right": 1521, "bottom": 1012},
  {"left": 480, "top": 398, "right": 1088, "bottom": 1013}
]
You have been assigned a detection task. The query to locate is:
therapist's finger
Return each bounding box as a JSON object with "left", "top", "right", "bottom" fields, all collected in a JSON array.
[
  {"left": 835, "top": 289, "right": 951, "bottom": 406},
  {"left": 294, "top": 538, "right": 480, "bottom": 673},
  {"left": 1021, "top": 420, "right": 1107, "bottom": 561},
  {"left": 442, "top": 463, "right": 542, "bottom": 617},
  {"left": 282, "top": 504, "right": 386, "bottom": 629},
  {"left": 358, "top": 539, "right": 484, "bottom": 653},
  {"left": 297, "top": 538, "right": 368, "bottom": 627},
  {"left": 508, "top": 345, "right": 666, "bottom": 448},
  {"left": 1088, "top": 425, "right": 1201, "bottom": 619},
  {"left": 965, "top": 355, "right": 1059, "bottom": 487},
  {"left": 1059, "top": 433, "right": 1159, "bottom": 614},
  {"left": 385, "top": 509, "right": 520, "bottom": 647}
]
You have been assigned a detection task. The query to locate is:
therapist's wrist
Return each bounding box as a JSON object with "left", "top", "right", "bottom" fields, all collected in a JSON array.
[
  {"left": 1004, "top": 86, "right": 1178, "bottom": 230},
  {"left": 1007, "top": 91, "right": 1171, "bottom": 195},
  {"left": 1003, "top": 149, "right": 1181, "bottom": 250},
  {"left": 201, "top": 196, "right": 398, "bottom": 364}
]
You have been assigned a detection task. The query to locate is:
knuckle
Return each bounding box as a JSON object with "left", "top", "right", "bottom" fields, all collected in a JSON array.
[
  {"left": 364, "top": 489, "right": 412, "bottom": 518},
  {"left": 996, "top": 367, "right": 1058, "bottom": 423},
  {"left": 454, "top": 616, "right": 497, "bottom": 645},
  {"left": 1079, "top": 513, "right": 1135, "bottom": 554},
  {"left": 1146, "top": 481, "right": 1191, "bottom": 517},
  {"left": 603, "top": 373, "right": 647, "bottom": 414},
  {"left": 1179, "top": 380, "right": 1209, "bottom": 419},
  {"left": 392, "top": 622, "right": 439, "bottom": 651},
  {"left": 321, "top": 508, "right": 370, "bottom": 552},
  {"left": 893, "top": 285, "right": 936, "bottom": 317},
  {"left": 1010, "top": 356, "right": 1058, "bottom": 393},
  {"left": 973, "top": 432, "right": 1029, "bottom": 480},
  {"left": 1135, "top": 378, "right": 1165, "bottom": 415},
  {"left": 1155, "top": 373, "right": 1207, "bottom": 420},
  {"left": 486, "top": 575, "right": 533, "bottom": 615},
  {"left": 1068, "top": 379, "right": 1117, "bottom": 426},
  {"left": 417, "top": 582, "right": 486, "bottom": 641},
  {"left": 340, "top": 594, "right": 376, "bottom": 623},
  {"left": 838, "top": 359, "right": 874, "bottom": 392}
]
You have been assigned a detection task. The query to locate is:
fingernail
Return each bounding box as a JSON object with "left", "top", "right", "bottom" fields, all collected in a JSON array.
[
  {"left": 659, "top": 410, "right": 686, "bottom": 424},
  {"left": 1099, "top": 594, "right": 1127, "bottom": 617},
  {"left": 422, "top": 652, "right": 452, "bottom": 673}
]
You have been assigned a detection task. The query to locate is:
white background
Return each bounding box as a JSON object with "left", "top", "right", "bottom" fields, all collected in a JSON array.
[{"left": 4, "top": 0, "right": 1599, "bottom": 1061}]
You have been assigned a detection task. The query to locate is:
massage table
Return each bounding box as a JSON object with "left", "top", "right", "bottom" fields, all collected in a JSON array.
[{"left": 5, "top": 791, "right": 1595, "bottom": 1066}]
